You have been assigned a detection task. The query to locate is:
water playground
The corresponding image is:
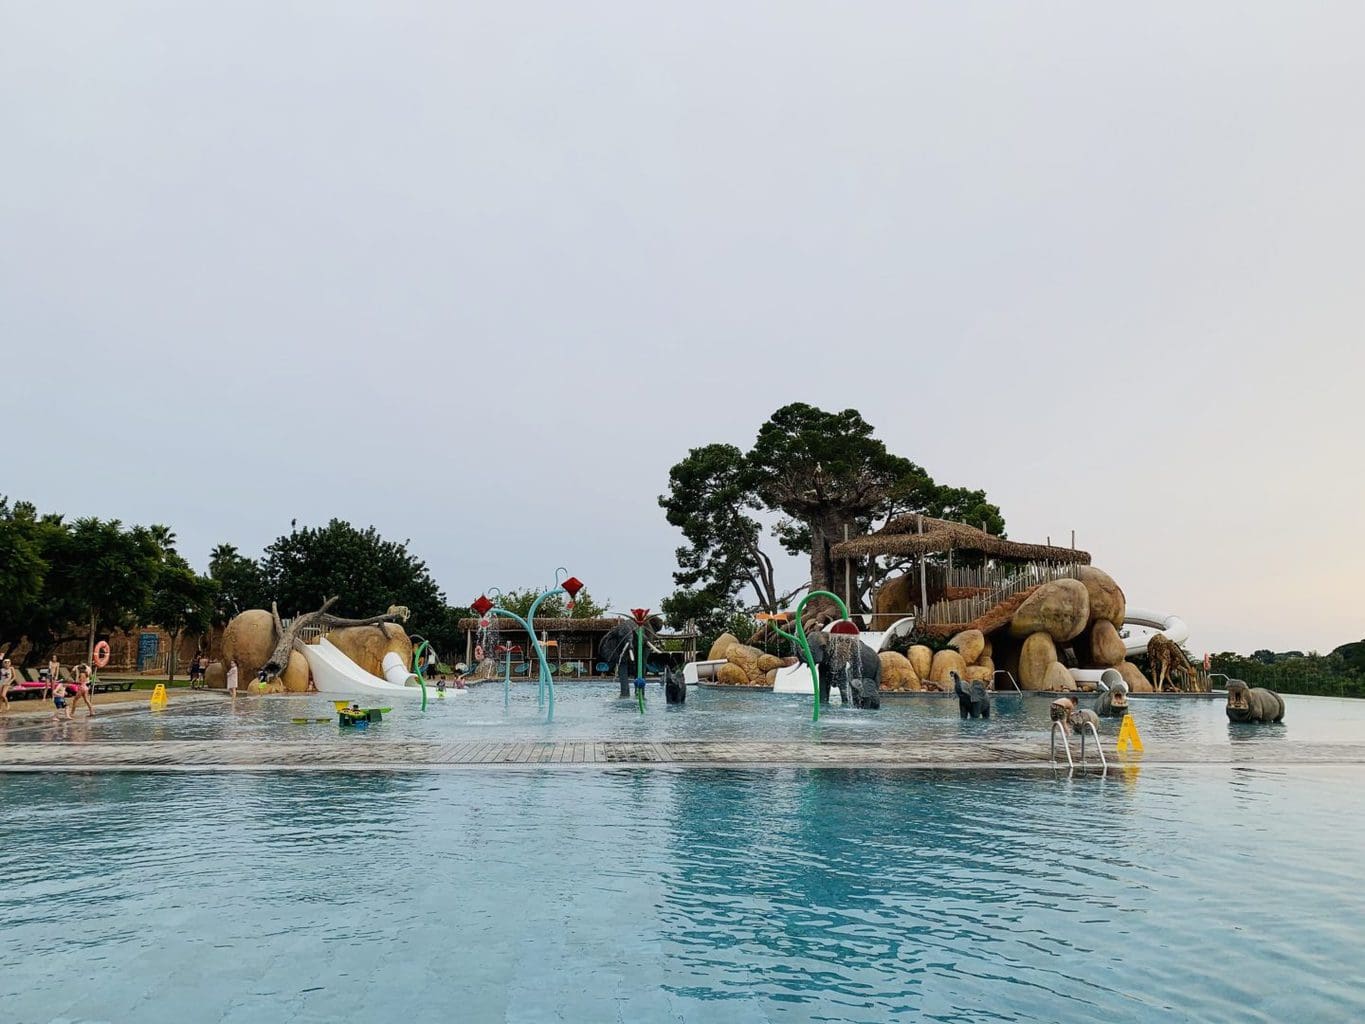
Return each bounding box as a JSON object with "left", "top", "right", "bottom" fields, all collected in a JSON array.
[{"left": 5, "top": 553, "right": 1363, "bottom": 1024}]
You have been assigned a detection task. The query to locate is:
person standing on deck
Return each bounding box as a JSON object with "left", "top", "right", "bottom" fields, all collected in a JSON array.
[
  {"left": 48, "top": 655, "right": 61, "bottom": 696},
  {"left": 0, "top": 658, "right": 13, "bottom": 712},
  {"left": 71, "top": 663, "right": 95, "bottom": 717}
]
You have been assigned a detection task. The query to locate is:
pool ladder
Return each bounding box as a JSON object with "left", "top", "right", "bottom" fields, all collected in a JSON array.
[{"left": 1050, "top": 720, "right": 1107, "bottom": 771}]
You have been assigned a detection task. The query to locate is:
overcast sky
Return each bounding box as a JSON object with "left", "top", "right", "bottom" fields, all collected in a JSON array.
[{"left": 3, "top": 2, "right": 1362, "bottom": 655}]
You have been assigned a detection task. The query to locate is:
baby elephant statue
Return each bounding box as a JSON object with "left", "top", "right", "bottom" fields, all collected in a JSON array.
[
  {"left": 806, "top": 630, "right": 882, "bottom": 709},
  {"left": 1093, "top": 679, "right": 1130, "bottom": 718},
  {"left": 951, "top": 671, "right": 990, "bottom": 719},
  {"left": 663, "top": 666, "right": 686, "bottom": 705},
  {"left": 1225, "top": 679, "right": 1285, "bottom": 723}
]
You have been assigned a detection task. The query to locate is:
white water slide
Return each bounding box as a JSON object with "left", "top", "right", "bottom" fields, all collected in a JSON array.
[
  {"left": 1118, "top": 607, "right": 1190, "bottom": 656},
  {"left": 298, "top": 637, "right": 427, "bottom": 699}
]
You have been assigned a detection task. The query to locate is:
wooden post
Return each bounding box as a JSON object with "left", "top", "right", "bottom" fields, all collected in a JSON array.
[
  {"left": 1071, "top": 529, "right": 1075, "bottom": 550},
  {"left": 465, "top": 629, "right": 473, "bottom": 667},
  {"left": 918, "top": 516, "right": 929, "bottom": 618},
  {"left": 843, "top": 524, "right": 851, "bottom": 613}
]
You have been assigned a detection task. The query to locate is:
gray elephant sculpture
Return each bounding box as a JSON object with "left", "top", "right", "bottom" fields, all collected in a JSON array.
[
  {"left": 1225, "top": 679, "right": 1285, "bottom": 723},
  {"left": 806, "top": 630, "right": 881, "bottom": 709},
  {"left": 600, "top": 618, "right": 663, "bottom": 698},
  {"left": 664, "top": 666, "right": 686, "bottom": 705},
  {"left": 1093, "top": 679, "right": 1130, "bottom": 718},
  {"left": 951, "top": 671, "right": 990, "bottom": 719}
]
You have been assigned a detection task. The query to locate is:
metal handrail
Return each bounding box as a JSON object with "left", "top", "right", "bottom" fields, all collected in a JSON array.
[
  {"left": 1050, "top": 719, "right": 1107, "bottom": 771},
  {"left": 993, "top": 670, "right": 1022, "bottom": 694}
]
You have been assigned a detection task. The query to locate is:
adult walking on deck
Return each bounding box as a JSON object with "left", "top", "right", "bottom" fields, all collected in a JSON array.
[{"left": 71, "top": 663, "right": 96, "bottom": 717}]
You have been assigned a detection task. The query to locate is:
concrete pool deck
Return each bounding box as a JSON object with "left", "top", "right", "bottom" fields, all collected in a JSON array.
[{"left": 3, "top": 735, "right": 1364, "bottom": 771}]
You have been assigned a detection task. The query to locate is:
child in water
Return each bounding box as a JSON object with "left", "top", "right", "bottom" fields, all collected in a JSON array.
[{"left": 51, "top": 681, "right": 73, "bottom": 721}]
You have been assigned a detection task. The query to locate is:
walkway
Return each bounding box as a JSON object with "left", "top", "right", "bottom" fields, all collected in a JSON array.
[{"left": 3, "top": 738, "right": 1364, "bottom": 771}]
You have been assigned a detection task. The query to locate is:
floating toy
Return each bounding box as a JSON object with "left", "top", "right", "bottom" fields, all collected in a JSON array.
[{"left": 335, "top": 701, "right": 391, "bottom": 727}]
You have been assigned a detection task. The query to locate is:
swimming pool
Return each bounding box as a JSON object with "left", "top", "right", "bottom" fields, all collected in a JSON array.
[
  {"left": 3, "top": 763, "right": 1363, "bottom": 1023},
  {"left": 4, "top": 681, "right": 1363, "bottom": 747}
]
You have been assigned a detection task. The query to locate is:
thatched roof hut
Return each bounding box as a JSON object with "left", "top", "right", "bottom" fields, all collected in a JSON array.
[
  {"left": 456, "top": 617, "right": 622, "bottom": 634},
  {"left": 831, "top": 515, "right": 1089, "bottom": 565}
]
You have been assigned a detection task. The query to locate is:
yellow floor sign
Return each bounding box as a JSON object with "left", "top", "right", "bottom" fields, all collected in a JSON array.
[
  {"left": 1116, "top": 713, "right": 1144, "bottom": 753},
  {"left": 149, "top": 684, "right": 168, "bottom": 710}
]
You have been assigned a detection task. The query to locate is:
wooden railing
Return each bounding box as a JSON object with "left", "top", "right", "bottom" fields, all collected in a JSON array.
[{"left": 924, "top": 562, "right": 1085, "bottom": 626}]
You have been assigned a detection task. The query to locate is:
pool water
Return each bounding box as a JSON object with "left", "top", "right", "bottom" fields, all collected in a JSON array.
[
  {"left": 4, "top": 682, "right": 1362, "bottom": 747},
  {"left": 3, "top": 764, "right": 1363, "bottom": 1023}
]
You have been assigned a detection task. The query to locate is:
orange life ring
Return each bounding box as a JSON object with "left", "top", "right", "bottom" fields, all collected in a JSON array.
[
  {"left": 92, "top": 641, "right": 111, "bottom": 668},
  {"left": 474, "top": 644, "right": 485, "bottom": 661}
]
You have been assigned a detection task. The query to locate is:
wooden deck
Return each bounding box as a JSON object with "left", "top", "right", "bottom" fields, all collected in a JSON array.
[{"left": 3, "top": 738, "right": 1364, "bottom": 771}]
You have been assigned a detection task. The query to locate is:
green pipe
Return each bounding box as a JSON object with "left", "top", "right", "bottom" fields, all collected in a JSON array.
[
  {"left": 410, "top": 640, "right": 430, "bottom": 712},
  {"left": 490, "top": 605, "right": 556, "bottom": 720},
  {"left": 769, "top": 590, "right": 850, "bottom": 722},
  {"left": 525, "top": 586, "right": 567, "bottom": 711}
]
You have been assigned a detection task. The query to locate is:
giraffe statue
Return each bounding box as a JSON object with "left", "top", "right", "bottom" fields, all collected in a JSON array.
[{"left": 1148, "top": 634, "right": 1195, "bottom": 692}]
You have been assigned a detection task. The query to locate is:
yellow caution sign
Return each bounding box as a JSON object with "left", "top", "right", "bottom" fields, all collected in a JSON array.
[
  {"left": 1116, "top": 713, "right": 1144, "bottom": 753},
  {"left": 333, "top": 700, "right": 351, "bottom": 712},
  {"left": 149, "top": 684, "right": 168, "bottom": 710}
]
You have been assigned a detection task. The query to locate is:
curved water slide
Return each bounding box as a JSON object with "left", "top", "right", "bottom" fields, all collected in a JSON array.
[
  {"left": 1119, "top": 608, "right": 1190, "bottom": 656},
  {"left": 299, "top": 637, "right": 427, "bottom": 699}
]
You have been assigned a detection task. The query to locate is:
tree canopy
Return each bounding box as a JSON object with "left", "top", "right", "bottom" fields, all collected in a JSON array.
[
  {"left": 659, "top": 403, "right": 1005, "bottom": 619},
  {"left": 489, "top": 586, "right": 609, "bottom": 620}
]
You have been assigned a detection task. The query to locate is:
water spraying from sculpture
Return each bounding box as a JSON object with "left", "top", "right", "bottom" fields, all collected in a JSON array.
[{"left": 471, "top": 569, "right": 583, "bottom": 722}]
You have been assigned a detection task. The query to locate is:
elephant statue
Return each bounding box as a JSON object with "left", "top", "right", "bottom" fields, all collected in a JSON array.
[
  {"left": 600, "top": 617, "right": 663, "bottom": 698},
  {"left": 664, "top": 666, "right": 686, "bottom": 705},
  {"left": 1093, "top": 679, "right": 1130, "bottom": 718},
  {"left": 951, "top": 671, "right": 990, "bottom": 719},
  {"left": 806, "top": 630, "right": 881, "bottom": 709},
  {"left": 1225, "top": 679, "right": 1285, "bottom": 723}
]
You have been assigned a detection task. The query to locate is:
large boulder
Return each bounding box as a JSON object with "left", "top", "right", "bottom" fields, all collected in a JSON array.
[
  {"left": 906, "top": 645, "right": 933, "bottom": 680},
  {"left": 1089, "top": 620, "right": 1127, "bottom": 668},
  {"left": 221, "top": 609, "right": 278, "bottom": 682},
  {"left": 716, "top": 663, "right": 749, "bottom": 686},
  {"left": 280, "top": 650, "right": 311, "bottom": 693},
  {"left": 725, "top": 644, "right": 765, "bottom": 683},
  {"left": 930, "top": 649, "right": 968, "bottom": 686},
  {"left": 708, "top": 633, "right": 740, "bottom": 662},
  {"left": 1078, "top": 566, "right": 1126, "bottom": 628},
  {"left": 879, "top": 651, "right": 921, "bottom": 691},
  {"left": 964, "top": 665, "right": 993, "bottom": 684},
  {"left": 1116, "top": 660, "right": 1154, "bottom": 694},
  {"left": 948, "top": 629, "right": 986, "bottom": 665},
  {"left": 976, "top": 656, "right": 995, "bottom": 682},
  {"left": 1009, "top": 579, "right": 1091, "bottom": 642},
  {"left": 204, "top": 661, "right": 226, "bottom": 690},
  {"left": 325, "top": 623, "right": 414, "bottom": 679},
  {"left": 1043, "top": 661, "right": 1077, "bottom": 691},
  {"left": 1019, "top": 632, "right": 1059, "bottom": 690},
  {"left": 764, "top": 668, "right": 780, "bottom": 687},
  {"left": 757, "top": 653, "right": 785, "bottom": 674}
]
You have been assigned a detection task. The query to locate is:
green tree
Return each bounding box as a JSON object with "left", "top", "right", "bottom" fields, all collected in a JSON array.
[
  {"left": 49, "top": 517, "right": 161, "bottom": 662},
  {"left": 659, "top": 444, "right": 799, "bottom": 613},
  {"left": 259, "top": 519, "right": 451, "bottom": 652},
  {"left": 0, "top": 498, "right": 48, "bottom": 656},
  {"left": 208, "top": 542, "right": 266, "bottom": 622},
  {"left": 660, "top": 586, "right": 742, "bottom": 656},
  {"left": 661, "top": 404, "right": 1006, "bottom": 621},
  {"left": 147, "top": 559, "right": 218, "bottom": 680},
  {"left": 491, "top": 586, "right": 608, "bottom": 620}
]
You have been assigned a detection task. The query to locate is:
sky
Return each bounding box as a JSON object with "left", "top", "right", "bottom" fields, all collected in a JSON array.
[{"left": 2, "top": 2, "right": 1362, "bottom": 655}]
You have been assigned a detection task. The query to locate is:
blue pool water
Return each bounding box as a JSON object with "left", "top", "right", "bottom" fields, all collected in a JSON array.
[
  {"left": 4, "top": 682, "right": 1363, "bottom": 747},
  {"left": 4, "top": 763, "right": 1364, "bottom": 1023}
]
